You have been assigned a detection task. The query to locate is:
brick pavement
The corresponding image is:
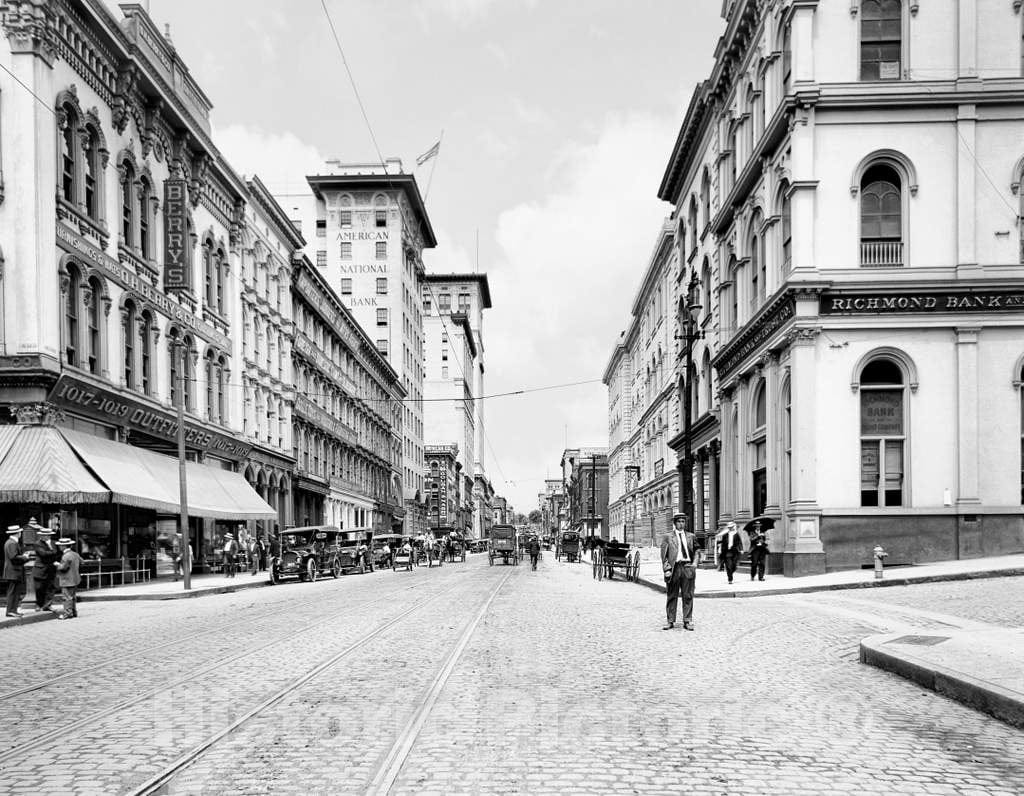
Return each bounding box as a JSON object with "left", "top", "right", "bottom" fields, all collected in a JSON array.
[{"left": 1, "top": 555, "right": 1022, "bottom": 794}]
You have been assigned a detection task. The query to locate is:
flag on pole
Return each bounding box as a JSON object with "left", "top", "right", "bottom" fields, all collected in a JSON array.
[{"left": 416, "top": 140, "right": 441, "bottom": 167}]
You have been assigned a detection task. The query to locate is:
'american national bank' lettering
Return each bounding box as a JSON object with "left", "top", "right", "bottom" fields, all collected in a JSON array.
[
  {"left": 163, "top": 179, "right": 189, "bottom": 292},
  {"left": 821, "top": 290, "right": 1024, "bottom": 314}
]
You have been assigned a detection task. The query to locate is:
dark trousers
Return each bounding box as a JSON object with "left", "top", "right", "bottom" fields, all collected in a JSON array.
[
  {"left": 666, "top": 562, "right": 695, "bottom": 625},
  {"left": 750, "top": 550, "right": 767, "bottom": 580},
  {"left": 224, "top": 554, "right": 235, "bottom": 577},
  {"left": 60, "top": 586, "right": 77, "bottom": 617},
  {"left": 530, "top": 552, "right": 539, "bottom": 570},
  {"left": 722, "top": 552, "right": 740, "bottom": 582},
  {"left": 249, "top": 553, "right": 258, "bottom": 576},
  {"left": 34, "top": 577, "right": 55, "bottom": 609},
  {"left": 5, "top": 577, "right": 25, "bottom": 615}
]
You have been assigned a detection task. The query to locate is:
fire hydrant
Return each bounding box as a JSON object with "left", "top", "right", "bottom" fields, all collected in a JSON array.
[{"left": 873, "top": 545, "right": 888, "bottom": 580}]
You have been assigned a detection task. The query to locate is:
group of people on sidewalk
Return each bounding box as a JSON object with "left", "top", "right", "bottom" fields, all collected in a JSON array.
[
  {"left": 3, "top": 520, "right": 83, "bottom": 620},
  {"left": 660, "top": 512, "right": 771, "bottom": 631}
]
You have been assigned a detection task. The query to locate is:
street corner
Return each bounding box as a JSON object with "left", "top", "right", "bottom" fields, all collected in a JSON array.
[
  {"left": 860, "top": 628, "right": 1024, "bottom": 730},
  {"left": 0, "top": 607, "right": 59, "bottom": 630}
]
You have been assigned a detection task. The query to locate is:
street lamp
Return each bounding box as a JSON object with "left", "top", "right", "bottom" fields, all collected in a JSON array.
[{"left": 674, "top": 271, "right": 704, "bottom": 534}]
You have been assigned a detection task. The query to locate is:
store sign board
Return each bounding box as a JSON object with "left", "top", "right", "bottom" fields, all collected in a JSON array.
[
  {"left": 821, "top": 290, "right": 1024, "bottom": 315},
  {"left": 56, "top": 225, "right": 229, "bottom": 350},
  {"left": 163, "top": 179, "right": 190, "bottom": 292},
  {"left": 48, "top": 374, "right": 252, "bottom": 459}
]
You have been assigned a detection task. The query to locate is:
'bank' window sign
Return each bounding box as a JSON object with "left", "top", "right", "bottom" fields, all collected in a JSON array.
[{"left": 861, "top": 390, "right": 903, "bottom": 436}]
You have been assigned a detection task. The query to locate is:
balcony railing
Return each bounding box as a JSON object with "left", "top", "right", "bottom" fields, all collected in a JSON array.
[{"left": 861, "top": 239, "right": 903, "bottom": 268}]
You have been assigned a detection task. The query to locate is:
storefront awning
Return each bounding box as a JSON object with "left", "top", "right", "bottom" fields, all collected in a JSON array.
[
  {"left": 0, "top": 426, "right": 109, "bottom": 504},
  {"left": 61, "top": 429, "right": 276, "bottom": 520}
]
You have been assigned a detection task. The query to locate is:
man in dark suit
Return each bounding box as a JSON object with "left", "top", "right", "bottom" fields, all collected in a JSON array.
[
  {"left": 659, "top": 512, "right": 702, "bottom": 631},
  {"left": 3, "top": 525, "right": 28, "bottom": 617},
  {"left": 32, "top": 525, "right": 60, "bottom": 611},
  {"left": 749, "top": 526, "right": 769, "bottom": 581},
  {"left": 718, "top": 521, "right": 743, "bottom": 584}
]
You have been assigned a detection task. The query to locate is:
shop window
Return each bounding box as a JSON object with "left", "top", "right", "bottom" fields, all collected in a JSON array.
[
  {"left": 138, "top": 176, "right": 152, "bottom": 259},
  {"left": 860, "top": 164, "right": 903, "bottom": 267},
  {"left": 121, "top": 163, "right": 135, "bottom": 247},
  {"left": 859, "top": 358, "right": 905, "bottom": 507},
  {"left": 861, "top": 0, "right": 902, "bottom": 81}
]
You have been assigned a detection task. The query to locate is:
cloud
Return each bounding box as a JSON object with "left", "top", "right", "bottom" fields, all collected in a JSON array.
[
  {"left": 414, "top": 0, "right": 536, "bottom": 29},
  {"left": 511, "top": 97, "right": 552, "bottom": 128},
  {"left": 484, "top": 41, "right": 511, "bottom": 70},
  {"left": 423, "top": 229, "right": 476, "bottom": 274},
  {"left": 483, "top": 112, "right": 676, "bottom": 508},
  {"left": 212, "top": 124, "right": 326, "bottom": 196}
]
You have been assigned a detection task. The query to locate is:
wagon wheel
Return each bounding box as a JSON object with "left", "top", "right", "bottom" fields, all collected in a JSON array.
[
  {"left": 597, "top": 552, "right": 605, "bottom": 581},
  {"left": 307, "top": 558, "right": 318, "bottom": 583}
]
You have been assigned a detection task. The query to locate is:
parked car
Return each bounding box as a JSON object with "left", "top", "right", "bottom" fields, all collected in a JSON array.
[
  {"left": 269, "top": 526, "right": 345, "bottom": 584},
  {"left": 371, "top": 533, "right": 402, "bottom": 569}
]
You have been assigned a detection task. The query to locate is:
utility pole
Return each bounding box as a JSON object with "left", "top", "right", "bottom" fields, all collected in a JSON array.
[{"left": 175, "top": 338, "right": 191, "bottom": 591}]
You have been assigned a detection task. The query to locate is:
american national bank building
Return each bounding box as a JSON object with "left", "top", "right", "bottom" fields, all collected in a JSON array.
[{"left": 0, "top": 1, "right": 276, "bottom": 575}]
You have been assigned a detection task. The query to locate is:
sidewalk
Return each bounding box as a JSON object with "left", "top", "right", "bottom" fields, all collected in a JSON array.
[
  {"left": 605, "top": 549, "right": 1024, "bottom": 598},
  {"left": 861, "top": 628, "right": 1024, "bottom": 729},
  {"left": 77, "top": 572, "right": 272, "bottom": 602}
]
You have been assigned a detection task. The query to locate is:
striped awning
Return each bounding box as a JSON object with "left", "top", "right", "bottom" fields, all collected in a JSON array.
[{"left": 0, "top": 426, "right": 109, "bottom": 504}]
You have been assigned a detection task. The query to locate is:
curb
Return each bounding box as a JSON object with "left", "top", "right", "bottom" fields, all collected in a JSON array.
[
  {"left": 0, "top": 609, "right": 59, "bottom": 631},
  {"left": 78, "top": 578, "right": 273, "bottom": 602},
  {"left": 628, "top": 566, "right": 1024, "bottom": 599},
  {"left": 860, "top": 635, "right": 1024, "bottom": 729}
]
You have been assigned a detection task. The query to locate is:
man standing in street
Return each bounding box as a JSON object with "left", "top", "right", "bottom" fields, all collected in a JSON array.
[
  {"left": 222, "top": 533, "right": 237, "bottom": 578},
  {"left": 719, "top": 521, "right": 743, "bottom": 584},
  {"left": 528, "top": 535, "right": 541, "bottom": 571},
  {"left": 55, "top": 537, "right": 82, "bottom": 620},
  {"left": 32, "top": 524, "right": 60, "bottom": 611},
  {"left": 749, "top": 525, "right": 769, "bottom": 582},
  {"left": 660, "top": 512, "right": 701, "bottom": 631},
  {"left": 3, "top": 525, "right": 28, "bottom": 617}
]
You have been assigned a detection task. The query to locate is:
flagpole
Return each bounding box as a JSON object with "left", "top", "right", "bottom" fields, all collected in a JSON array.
[{"left": 424, "top": 129, "right": 444, "bottom": 199}]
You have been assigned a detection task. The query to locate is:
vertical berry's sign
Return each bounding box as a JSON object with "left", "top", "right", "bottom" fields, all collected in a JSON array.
[{"left": 164, "top": 179, "right": 190, "bottom": 292}]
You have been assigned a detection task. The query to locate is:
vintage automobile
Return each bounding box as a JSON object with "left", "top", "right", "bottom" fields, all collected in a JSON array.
[
  {"left": 334, "top": 530, "right": 375, "bottom": 575},
  {"left": 489, "top": 524, "right": 519, "bottom": 566},
  {"left": 269, "top": 525, "right": 345, "bottom": 584},
  {"left": 371, "top": 533, "right": 402, "bottom": 569}
]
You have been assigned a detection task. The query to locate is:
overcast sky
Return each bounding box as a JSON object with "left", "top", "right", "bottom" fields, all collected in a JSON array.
[{"left": 118, "top": 1, "right": 725, "bottom": 512}]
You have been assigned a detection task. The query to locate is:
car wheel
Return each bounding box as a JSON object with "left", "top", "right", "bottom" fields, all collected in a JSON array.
[
  {"left": 331, "top": 558, "right": 341, "bottom": 578},
  {"left": 307, "top": 559, "right": 317, "bottom": 583}
]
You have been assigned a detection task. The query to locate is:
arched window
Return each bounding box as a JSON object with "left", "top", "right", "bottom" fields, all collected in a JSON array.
[
  {"left": 701, "top": 258, "right": 712, "bottom": 323},
  {"left": 859, "top": 358, "right": 906, "bottom": 506},
  {"left": 215, "top": 247, "right": 226, "bottom": 314},
  {"left": 138, "top": 175, "right": 152, "bottom": 260},
  {"left": 120, "top": 162, "right": 135, "bottom": 248},
  {"left": 744, "top": 82, "right": 755, "bottom": 157},
  {"left": 168, "top": 328, "right": 180, "bottom": 408},
  {"left": 205, "top": 350, "right": 216, "bottom": 422},
  {"left": 140, "top": 310, "right": 153, "bottom": 395},
  {"left": 64, "top": 265, "right": 81, "bottom": 367},
  {"left": 86, "top": 276, "right": 102, "bottom": 375},
  {"left": 861, "top": 0, "right": 902, "bottom": 82},
  {"left": 701, "top": 349, "right": 712, "bottom": 414},
  {"left": 781, "top": 24, "right": 792, "bottom": 95},
  {"left": 749, "top": 212, "right": 765, "bottom": 312},
  {"left": 780, "top": 184, "right": 793, "bottom": 274},
  {"left": 688, "top": 196, "right": 699, "bottom": 254},
  {"left": 123, "top": 300, "right": 136, "bottom": 390},
  {"left": 203, "top": 238, "right": 215, "bottom": 310},
  {"left": 83, "top": 126, "right": 101, "bottom": 221},
  {"left": 700, "top": 169, "right": 711, "bottom": 228},
  {"left": 168, "top": 330, "right": 194, "bottom": 413},
  {"left": 751, "top": 378, "right": 767, "bottom": 516},
  {"left": 59, "top": 106, "right": 78, "bottom": 204},
  {"left": 860, "top": 164, "right": 902, "bottom": 267}
]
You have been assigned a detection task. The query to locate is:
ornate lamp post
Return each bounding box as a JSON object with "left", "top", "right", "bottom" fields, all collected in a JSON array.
[{"left": 674, "top": 271, "right": 704, "bottom": 532}]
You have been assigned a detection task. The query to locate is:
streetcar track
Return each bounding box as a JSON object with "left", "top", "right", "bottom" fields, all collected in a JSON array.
[
  {"left": 128, "top": 571, "right": 491, "bottom": 796},
  {"left": 368, "top": 565, "right": 517, "bottom": 795},
  {"left": 0, "top": 574, "right": 432, "bottom": 703},
  {"left": 0, "top": 574, "right": 463, "bottom": 765}
]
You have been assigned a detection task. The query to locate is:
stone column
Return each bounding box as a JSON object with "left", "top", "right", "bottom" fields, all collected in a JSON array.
[
  {"left": 764, "top": 353, "right": 782, "bottom": 516},
  {"left": 734, "top": 375, "right": 752, "bottom": 523},
  {"left": 783, "top": 328, "right": 824, "bottom": 575},
  {"left": 717, "top": 386, "right": 734, "bottom": 526},
  {"left": 708, "top": 439, "right": 720, "bottom": 530}
]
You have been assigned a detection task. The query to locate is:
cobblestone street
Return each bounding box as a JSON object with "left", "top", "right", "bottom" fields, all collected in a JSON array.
[{"left": 0, "top": 558, "right": 1021, "bottom": 795}]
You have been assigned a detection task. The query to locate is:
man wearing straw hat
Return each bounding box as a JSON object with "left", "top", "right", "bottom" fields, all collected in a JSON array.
[
  {"left": 32, "top": 521, "right": 60, "bottom": 612},
  {"left": 3, "top": 525, "right": 29, "bottom": 617},
  {"left": 55, "top": 537, "right": 82, "bottom": 620}
]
